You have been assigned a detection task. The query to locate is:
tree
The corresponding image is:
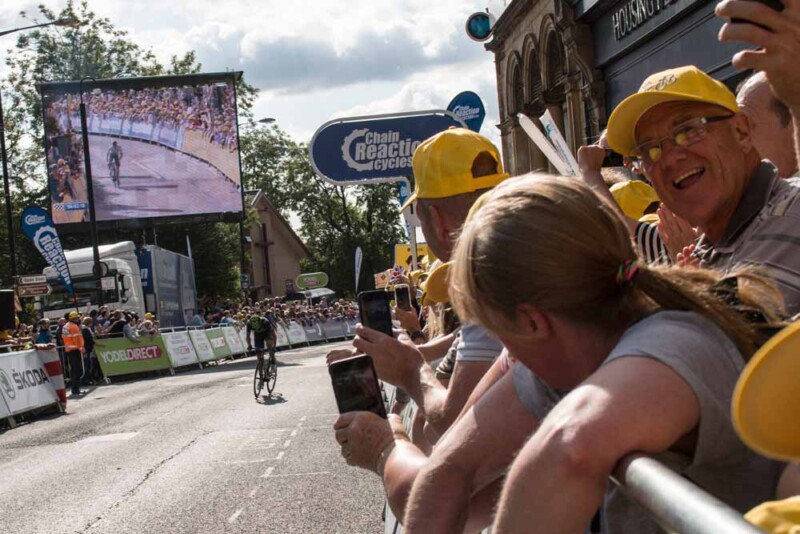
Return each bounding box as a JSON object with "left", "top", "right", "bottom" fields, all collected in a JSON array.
[
  {"left": 0, "top": 0, "right": 256, "bottom": 301},
  {"left": 240, "top": 124, "right": 406, "bottom": 297}
]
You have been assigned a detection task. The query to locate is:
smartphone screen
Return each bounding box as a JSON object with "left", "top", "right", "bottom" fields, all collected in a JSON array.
[
  {"left": 329, "top": 355, "right": 387, "bottom": 418},
  {"left": 731, "top": 0, "right": 783, "bottom": 28},
  {"left": 394, "top": 284, "right": 412, "bottom": 311},
  {"left": 358, "top": 290, "right": 394, "bottom": 337}
]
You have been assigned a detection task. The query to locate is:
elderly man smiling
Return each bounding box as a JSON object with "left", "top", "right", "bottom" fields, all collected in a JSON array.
[{"left": 606, "top": 65, "right": 800, "bottom": 313}]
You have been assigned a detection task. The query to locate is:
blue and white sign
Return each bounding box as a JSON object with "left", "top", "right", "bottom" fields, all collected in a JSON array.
[
  {"left": 20, "top": 207, "right": 73, "bottom": 295},
  {"left": 309, "top": 110, "right": 465, "bottom": 185},
  {"left": 447, "top": 91, "right": 486, "bottom": 133}
]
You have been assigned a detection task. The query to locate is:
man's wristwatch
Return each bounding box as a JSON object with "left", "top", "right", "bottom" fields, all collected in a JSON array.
[{"left": 409, "top": 330, "right": 426, "bottom": 342}]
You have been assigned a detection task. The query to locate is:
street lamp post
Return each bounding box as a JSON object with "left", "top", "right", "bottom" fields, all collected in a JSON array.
[
  {"left": 78, "top": 77, "right": 104, "bottom": 307},
  {"left": 0, "top": 16, "right": 82, "bottom": 286}
]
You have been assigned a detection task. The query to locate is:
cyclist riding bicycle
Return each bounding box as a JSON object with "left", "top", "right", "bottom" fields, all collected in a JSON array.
[
  {"left": 247, "top": 309, "right": 277, "bottom": 365},
  {"left": 106, "top": 141, "right": 123, "bottom": 181}
]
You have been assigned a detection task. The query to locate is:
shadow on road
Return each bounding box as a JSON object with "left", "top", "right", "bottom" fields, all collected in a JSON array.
[{"left": 257, "top": 392, "right": 288, "bottom": 405}]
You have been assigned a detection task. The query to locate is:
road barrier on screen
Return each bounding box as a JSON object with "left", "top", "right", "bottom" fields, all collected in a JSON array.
[
  {"left": 189, "top": 329, "right": 216, "bottom": 362},
  {"left": 0, "top": 349, "right": 63, "bottom": 424},
  {"left": 204, "top": 328, "right": 233, "bottom": 360},
  {"left": 222, "top": 326, "right": 246, "bottom": 355}
]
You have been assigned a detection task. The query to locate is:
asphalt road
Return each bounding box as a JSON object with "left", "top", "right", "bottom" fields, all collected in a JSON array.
[{"left": 0, "top": 342, "right": 386, "bottom": 534}]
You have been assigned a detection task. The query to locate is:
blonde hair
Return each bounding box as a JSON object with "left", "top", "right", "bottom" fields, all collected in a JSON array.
[{"left": 450, "top": 174, "right": 784, "bottom": 358}]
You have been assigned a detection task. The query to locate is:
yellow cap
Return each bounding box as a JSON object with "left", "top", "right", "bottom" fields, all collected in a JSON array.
[
  {"left": 745, "top": 496, "right": 800, "bottom": 532},
  {"left": 68, "top": 311, "right": 80, "bottom": 319},
  {"left": 610, "top": 180, "right": 660, "bottom": 220},
  {"left": 638, "top": 213, "right": 660, "bottom": 225},
  {"left": 144, "top": 312, "right": 154, "bottom": 320},
  {"left": 400, "top": 128, "right": 509, "bottom": 211},
  {"left": 607, "top": 66, "right": 739, "bottom": 156},
  {"left": 420, "top": 261, "right": 451, "bottom": 306},
  {"left": 732, "top": 320, "right": 800, "bottom": 462}
]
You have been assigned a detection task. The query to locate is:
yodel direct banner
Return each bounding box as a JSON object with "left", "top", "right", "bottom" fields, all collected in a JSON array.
[
  {"left": 20, "top": 206, "right": 74, "bottom": 294},
  {"left": 94, "top": 335, "right": 172, "bottom": 377}
]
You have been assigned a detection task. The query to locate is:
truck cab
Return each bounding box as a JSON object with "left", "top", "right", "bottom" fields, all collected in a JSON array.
[{"left": 40, "top": 241, "right": 143, "bottom": 321}]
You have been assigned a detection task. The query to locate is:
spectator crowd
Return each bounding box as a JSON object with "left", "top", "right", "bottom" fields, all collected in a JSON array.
[{"left": 327, "top": 3, "right": 800, "bottom": 533}]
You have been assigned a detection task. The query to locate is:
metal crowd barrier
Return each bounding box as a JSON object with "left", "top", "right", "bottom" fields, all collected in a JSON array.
[{"left": 612, "top": 454, "right": 762, "bottom": 533}]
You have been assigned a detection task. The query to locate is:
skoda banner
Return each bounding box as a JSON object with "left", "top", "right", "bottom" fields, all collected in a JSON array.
[
  {"left": 309, "top": 110, "right": 465, "bottom": 185},
  {"left": 20, "top": 206, "right": 73, "bottom": 295},
  {"left": 447, "top": 91, "right": 486, "bottom": 133}
]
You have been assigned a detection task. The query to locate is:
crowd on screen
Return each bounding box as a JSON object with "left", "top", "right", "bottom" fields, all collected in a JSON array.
[
  {"left": 192, "top": 297, "right": 359, "bottom": 329},
  {"left": 325, "top": 4, "right": 800, "bottom": 532},
  {"left": 46, "top": 83, "right": 239, "bottom": 152}
]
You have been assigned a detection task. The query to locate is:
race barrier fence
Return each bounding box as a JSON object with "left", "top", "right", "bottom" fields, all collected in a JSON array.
[{"left": 0, "top": 348, "right": 65, "bottom": 427}]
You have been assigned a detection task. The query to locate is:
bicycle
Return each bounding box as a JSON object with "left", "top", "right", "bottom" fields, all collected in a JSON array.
[
  {"left": 108, "top": 160, "right": 120, "bottom": 186},
  {"left": 253, "top": 351, "right": 277, "bottom": 399}
]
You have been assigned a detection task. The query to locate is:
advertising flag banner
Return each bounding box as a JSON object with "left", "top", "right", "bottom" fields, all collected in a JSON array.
[
  {"left": 355, "top": 247, "right": 363, "bottom": 294},
  {"left": 94, "top": 335, "right": 172, "bottom": 377},
  {"left": 539, "top": 110, "right": 581, "bottom": 176},
  {"left": 20, "top": 207, "right": 74, "bottom": 295},
  {"left": 161, "top": 331, "right": 199, "bottom": 368},
  {"left": 0, "top": 349, "right": 60, "bottom": 416},
  {"left": 309, "top": 110, "right": 465, "bottom": 186},
  {"left": 189, "top": 329, "right": 217, "bottom": 362},
  {"left": 447, "top": 91, "right": 486, "bottom": 133}
]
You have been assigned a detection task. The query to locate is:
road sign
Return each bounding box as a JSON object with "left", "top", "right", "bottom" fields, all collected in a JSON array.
[
  {"left": 309, "top": 110, "right": 465, "bottom": 186},
  {"left": 17, "top": 284, "right": 51, "bottom": 297},
  {"left": 17, "top": 275, "right": 46, "bottom": 286},
  {"left": 296, "top": 272, "right": 329, "bottom": 290}
]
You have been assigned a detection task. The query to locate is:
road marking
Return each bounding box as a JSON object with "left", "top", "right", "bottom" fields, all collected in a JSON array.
[
  {"left": 228, "top": 508, "right": 244, "bottom": 523},
  {"left": 290, "top": 429, "right": 298, "bottom": 437},
  {"left": 300, "top": 416, "right": 307, "bottom": 422},
  {"left": 249, "top": 488, "right": 259, "bottom": 498},
  {"left": 283, "top": 440, "right": 291, "bottom": 448},
  {"left": 261, "top": 466, "right": 275, "bottom": 478},
  {"left": 264, "top": 471, "right": 331, "bottom": 478},
  {"left": 223, "top": 459, "right": 269, "bottom": 464},
  {"left": 276, "top": 451, "right": 285, "bottom": 461}
]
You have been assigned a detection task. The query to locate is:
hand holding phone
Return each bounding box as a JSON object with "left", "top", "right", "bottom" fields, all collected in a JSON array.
[
  {"left": 357, "top": 290, "right": 394, "bottom": 337},
  {"left": 728, "top": 0, "right": 784, "bottom": 30},
  {"left": 329, "top": 355, "right": 387, "bottom": 418},
  {"left": 394, "top": 284, "right": 412, "bottom": 311}
]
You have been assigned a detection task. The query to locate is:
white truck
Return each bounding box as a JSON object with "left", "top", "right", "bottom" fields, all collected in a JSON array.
[{"left": 39, "top": 241, "right": 197, "bottom": 328}]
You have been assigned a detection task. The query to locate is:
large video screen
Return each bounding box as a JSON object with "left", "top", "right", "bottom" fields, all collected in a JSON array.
[{"left": 40, "top": 72, "right": 243, "bottom": 226}]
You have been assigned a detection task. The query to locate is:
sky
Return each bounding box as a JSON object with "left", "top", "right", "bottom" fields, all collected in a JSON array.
[{"left": 0, "top": 0, "right": 508, "bottom": 146}]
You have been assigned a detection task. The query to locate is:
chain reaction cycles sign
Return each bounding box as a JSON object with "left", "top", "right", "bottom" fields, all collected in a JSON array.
[
  {"left": 447, "top": 91, "right": 486, "bottom": 133},
  {"left": 309, "top": 110, "right": 465, "bottom": 185}
]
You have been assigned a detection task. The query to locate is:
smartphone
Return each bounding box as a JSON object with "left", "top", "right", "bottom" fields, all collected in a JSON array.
[
  {"left": 394, "top": 284, "right": 412, "bottom": 311},
  {"left": 329, "top": 355, "right": 387, "bottom": 418},
  {"left": 731, "top": 0, "right": 783, "bottom": 28},
  {"left": 357, "top": 290, "right": 394, "bottom": 337}
]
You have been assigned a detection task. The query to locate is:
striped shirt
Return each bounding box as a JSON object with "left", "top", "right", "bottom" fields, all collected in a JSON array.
[
  {"left": 694, "top": 162, "right": 800, "bottom": 314},
  {"left": 635, "top": 221, "right": 671, "bottom": 265}
]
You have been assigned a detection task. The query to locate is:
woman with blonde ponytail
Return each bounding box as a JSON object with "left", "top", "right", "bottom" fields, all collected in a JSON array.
[{"left": 448, "top": 174, "right": 787, "bottom": 534}]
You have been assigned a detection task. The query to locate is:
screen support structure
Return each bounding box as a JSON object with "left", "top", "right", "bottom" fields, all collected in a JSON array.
[{"left": 79, "top": 77, "right": 103, "bottom": 306}]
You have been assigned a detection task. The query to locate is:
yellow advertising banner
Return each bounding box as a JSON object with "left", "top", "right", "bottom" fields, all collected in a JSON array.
[{"left": 394, "top": 244, "right": 435, "bottom": 272}]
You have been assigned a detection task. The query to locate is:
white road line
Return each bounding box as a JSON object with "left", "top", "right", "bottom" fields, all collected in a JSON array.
[
  {"left": 276, "top": 451, "right": 285, "bottom": 461},
  {"left": 290, "top": 429, "right": 298, "bottom": 437},
  {"left": 283, "top": 440, "right": 291, "bottom": 448},
  {"left": 228, "top": 508, "right": 244, "bottom": 523},
  {"left": 300, "top": 416, "right": 307, "bottom": 422},
  {"left": 248, "top": 488, "right": 259, "bottom": 498},
  {"left": 261, "top": 466, "right": 275, "bottom": 478},
  {"left": 265, "top": 471, "right": 331, "bottom": 478}
]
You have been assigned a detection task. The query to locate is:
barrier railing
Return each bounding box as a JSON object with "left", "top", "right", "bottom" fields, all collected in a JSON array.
[{"left": 611, "top": 454, "right": 763, "bottom": 533}]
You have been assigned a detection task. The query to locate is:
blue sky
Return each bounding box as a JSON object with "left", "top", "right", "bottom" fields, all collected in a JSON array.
[{"left": 1, "top": 0, "right": 506, "bottom": 146}]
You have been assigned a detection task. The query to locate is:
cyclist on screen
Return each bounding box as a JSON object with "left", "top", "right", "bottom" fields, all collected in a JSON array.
[
  {"left": 247, "top": 307, "right": 277, "bottom": 365},
  {"left": 107, "top": 141, "right": 123, "bottom": 182}
]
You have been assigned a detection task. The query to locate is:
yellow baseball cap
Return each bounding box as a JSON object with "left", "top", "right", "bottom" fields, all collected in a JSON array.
[
  {"left": 606, "top": 66, "right": 739, "bottom": 156},
  {"left": 745, "top": 497, "right": 800, "bottom": 532},
  {"left": 144, "top": 312, "right": 154, "bottom": 320},
  {"left": 420, "top": 261, "right": 451, "bottom": 306},
  {"left": 732, "top": 320, "right": 800, "bottom": 462},
  {"left": 610, "top": 180, "right": 660, "bottom": 220},
  {"left": 400, "top": 128, "right": 509, "bottom": 211},
  {"left": 68, "top": 311, "right": 80, "bottom": 319}
]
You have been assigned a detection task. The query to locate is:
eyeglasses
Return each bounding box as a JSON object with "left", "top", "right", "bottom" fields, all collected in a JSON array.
[{"left": 634, "top": 115, "right": 734, "bottom": 165}]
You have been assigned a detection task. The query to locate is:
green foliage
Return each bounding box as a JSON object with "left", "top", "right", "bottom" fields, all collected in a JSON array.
[
  {"left": 240, "top": 124, "right": 406, "bottom": 297},
  {"left": 0, "top": 0, "right": 255, "bottom": 301}
]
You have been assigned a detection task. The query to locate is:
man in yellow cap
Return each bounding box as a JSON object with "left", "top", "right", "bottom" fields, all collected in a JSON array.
[
  {"left": 331, "top": 128, "right": 510, "bottom": 502},
  {"left": 605, "top": 65, "right": 800, "bottom": 313}
]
